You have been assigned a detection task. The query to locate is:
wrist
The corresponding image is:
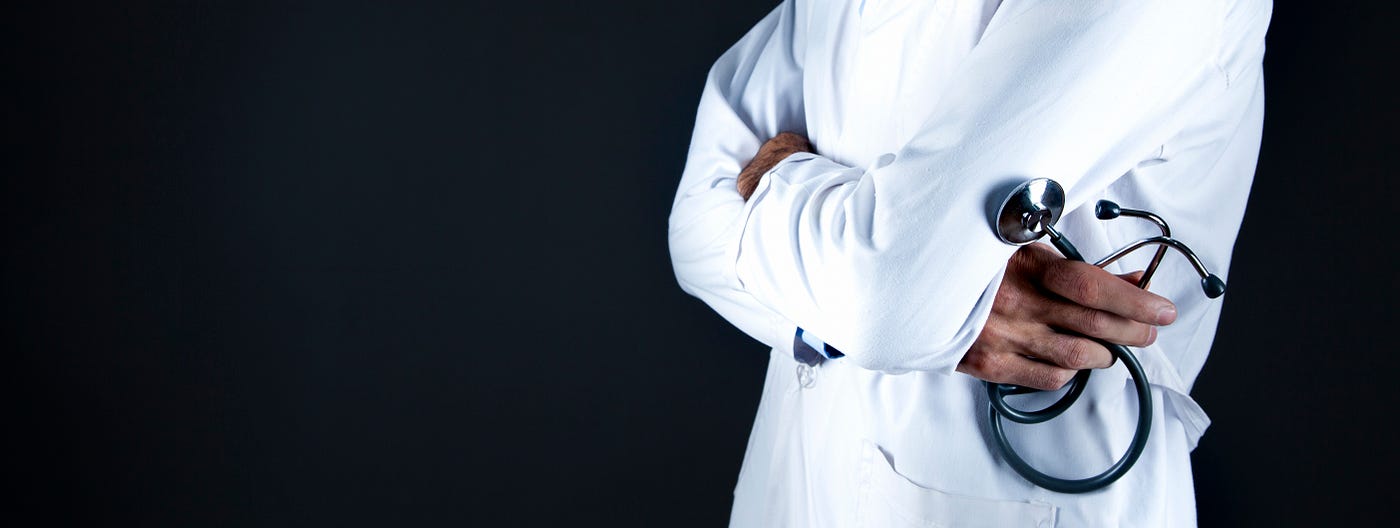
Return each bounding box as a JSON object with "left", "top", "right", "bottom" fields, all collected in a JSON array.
[{"left": 738, "top": 135, "right": 813, "bottom": 201}]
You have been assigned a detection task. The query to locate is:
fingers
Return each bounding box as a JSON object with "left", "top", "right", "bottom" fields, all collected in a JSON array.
[
  {"left": 960, "top": 318, "right": 1113, "bottom": 391},
  {"left": 1044, "top": 298, "right": 1157, "bottom": 348},
  {"left": 1041, "top": 259, "right": 1177, "bottom": 325},
  {"left": 1026, "top": 330, "right": 1115, "bottom": 370},
  {"left": 961, "top": 351, "right": 1080, "bottom": 392},
  {"left": 960, "top": 244, "right": 1171, "bottom": 390}
]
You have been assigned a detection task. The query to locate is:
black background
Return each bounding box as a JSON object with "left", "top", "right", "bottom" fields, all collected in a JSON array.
[{"left": 6, "top": 1, "right": 1396, "bottom": 526}]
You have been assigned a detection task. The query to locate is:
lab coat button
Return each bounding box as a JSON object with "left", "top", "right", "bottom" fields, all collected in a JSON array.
[{"left": 796, "top": 363, "right": 816, "bottom": 388}]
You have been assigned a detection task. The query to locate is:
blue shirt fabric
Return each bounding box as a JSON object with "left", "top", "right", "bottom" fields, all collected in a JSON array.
[{"left": 792, "top": 327, "right": 844, "bottom": 366}]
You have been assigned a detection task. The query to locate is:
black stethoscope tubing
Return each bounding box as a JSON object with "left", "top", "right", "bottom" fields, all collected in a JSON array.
[{"left": 984, "top": 222, "right": 1154, "bottom": 494}]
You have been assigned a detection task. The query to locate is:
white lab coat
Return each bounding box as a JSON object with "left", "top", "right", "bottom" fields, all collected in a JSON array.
[{"left": 668, "top": 0, "right": 1270, "bottom": 526}]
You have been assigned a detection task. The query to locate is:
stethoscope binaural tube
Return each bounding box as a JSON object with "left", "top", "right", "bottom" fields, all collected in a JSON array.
[{"left": 986, "top": 179, "right": 1224, "bottom": 494}]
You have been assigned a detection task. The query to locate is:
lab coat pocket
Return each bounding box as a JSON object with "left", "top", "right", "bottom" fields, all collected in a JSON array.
[{"left": 854, "top": 441, "right": 1057, "bottom": 528}]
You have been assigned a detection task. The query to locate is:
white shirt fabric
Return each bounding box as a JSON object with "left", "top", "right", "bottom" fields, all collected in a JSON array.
[{"left": 668, "top": 0, "right": 1271, "bottom": 526}]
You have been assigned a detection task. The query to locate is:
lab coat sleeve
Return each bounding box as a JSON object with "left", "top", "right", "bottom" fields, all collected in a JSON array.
[
  {"left": 734, "top": 0, "right": 1229, "bottom": 373},
  {"left": 667, "top": 1, "right": 808, "bottom": 353}
]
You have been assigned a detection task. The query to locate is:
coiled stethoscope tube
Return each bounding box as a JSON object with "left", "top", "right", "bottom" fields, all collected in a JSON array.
[{"left": 987, "top": 178, "right": 1225, "bottom": 493}]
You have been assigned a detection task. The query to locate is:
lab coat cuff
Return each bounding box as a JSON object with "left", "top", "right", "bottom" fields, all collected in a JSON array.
[
  {"left": 733, "top": 149, "right": 1011, "bottom": 375},
  {"left": 728, "top": 150, "right": 854, "bottom": 350},
  {"left": 932, "top": 265, "right": 1007, "bottom": 377},
  {"left": 769, "top": 150, "right": 822, "bottom": 174},
  {"left": 759, "top": 151, "right": 839, "bottom": 189},
  {"left": 724, "top": 149, "right": 846, "bottom": 312}
]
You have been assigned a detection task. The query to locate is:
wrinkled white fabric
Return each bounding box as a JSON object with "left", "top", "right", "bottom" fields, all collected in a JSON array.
[{"left": 668, "top": 0, "right": 1270, "bottom": 526}]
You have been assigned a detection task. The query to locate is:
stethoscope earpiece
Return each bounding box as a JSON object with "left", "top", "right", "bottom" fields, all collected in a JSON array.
[
  {"left": 1202, "top": 274, "right": 1226, "bottom": 298},
  {"left": 1094, "top": 199, "right": 1121, "bottom": 220}
]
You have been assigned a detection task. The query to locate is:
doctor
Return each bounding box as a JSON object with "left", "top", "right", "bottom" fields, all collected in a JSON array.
[{"left": 669, "top": 0, "right": 1270, "bottom": 526}]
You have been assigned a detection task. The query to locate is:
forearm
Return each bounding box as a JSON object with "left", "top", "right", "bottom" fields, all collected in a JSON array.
[
  {"left": 733, "top": 0, "right": 1227, "bottom": 373},
  {"left": 667, "top": 1, "right": 807, "bottom": 351}
]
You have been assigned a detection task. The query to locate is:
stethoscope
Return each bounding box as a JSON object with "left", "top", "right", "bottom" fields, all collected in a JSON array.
[{"left": 988, "top": 178, "right": 1226, "bottom": 493}]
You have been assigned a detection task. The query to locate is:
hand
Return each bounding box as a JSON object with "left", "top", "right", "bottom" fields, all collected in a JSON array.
[
  {"left": 738, "top": 132, "right": 812, "bottom": 201},
  {"left": 957, "top": 243, "right": 1178, "bottom": 391}
]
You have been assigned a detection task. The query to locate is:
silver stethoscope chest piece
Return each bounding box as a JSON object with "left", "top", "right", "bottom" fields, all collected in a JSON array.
[
  {"left": 982, "top": 178, "right": 1226, "bottom": 494},
  {"left": 995, "top": 178, "right": 1066, "bottom": 245}
]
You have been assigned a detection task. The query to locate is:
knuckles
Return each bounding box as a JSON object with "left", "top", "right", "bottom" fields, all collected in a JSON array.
[
  {"left": 1078, "top": 309, "right": 1110, "bottom": 337},
  {"left": 992, "top": 277, "right": 1025, "bottom": 310},
  {"left": 1059, "top": 340, "right": 1091, "bottom": 370},
  {"left": 1042, "top": 334, "right": 1106, "bottom": 370},
  {"left": 1058, "top": 266, "right": 1102, "bottom": 304},
  {"left": 1027, "top": 369, "right": 1074, "bottom": 391},
  {"left": 961, "top": 348, "right": 1004, "bottom": 378}
]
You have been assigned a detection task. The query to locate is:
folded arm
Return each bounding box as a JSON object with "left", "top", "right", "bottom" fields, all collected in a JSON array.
[
  {"left": 733, "top": 0, "right": 1227, "bottom": 373},
  {"left": 667, "top": 1, "right": 809, "bottom": 352}
]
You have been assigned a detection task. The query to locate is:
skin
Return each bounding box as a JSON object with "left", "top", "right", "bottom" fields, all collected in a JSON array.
[
  {"left": 737, "top": 132, "right": 813, "bottom": 201},
  {"left": 740, "top": 132, "right": 1176, "bottom": 390}
]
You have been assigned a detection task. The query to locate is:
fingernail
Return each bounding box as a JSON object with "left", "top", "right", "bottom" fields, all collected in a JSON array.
[
  {"left": 1146, "top": 326, "right": 1157, "bottom": 346},
  {"left": 1156, "top": 306, "right": 1177, "bottom": 325}
]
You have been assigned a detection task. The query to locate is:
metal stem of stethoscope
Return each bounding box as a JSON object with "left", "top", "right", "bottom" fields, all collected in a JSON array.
[
  {"left": 987, "top": 179, "right": 1225, "bottom": 494},
  {"left": 1093, "top": 201, "right": 1226, "bottom": 297},
  {"left": 1094, "top": 236, "right": 1228, "bottom": 299},
  {"left": 1095, "top": 201, "right": 1171, "bottom": 289}
]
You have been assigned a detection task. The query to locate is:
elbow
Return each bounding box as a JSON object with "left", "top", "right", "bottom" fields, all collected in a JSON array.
[
  {"left": 667, "top": 223, "right": 702, "bottom": 297},
  {"left": 667, "top": 205, "right": 736, "bottom": 304}
]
